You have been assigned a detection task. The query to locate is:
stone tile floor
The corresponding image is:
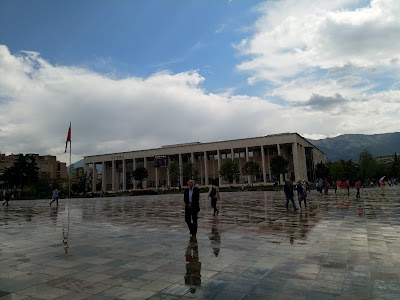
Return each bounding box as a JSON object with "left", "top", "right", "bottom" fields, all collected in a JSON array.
[{"left": 1, "top": 187, "right": 400, "bottom": 299}]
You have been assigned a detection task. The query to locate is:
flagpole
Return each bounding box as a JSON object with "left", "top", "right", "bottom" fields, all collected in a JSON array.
[{"left": 69, "top": 122, "right": 71, "bottom": 198}]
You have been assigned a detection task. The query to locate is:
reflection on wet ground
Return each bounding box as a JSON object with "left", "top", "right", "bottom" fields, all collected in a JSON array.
[{"left": 0, "top": 188, "right": 400, "bottom": 299}]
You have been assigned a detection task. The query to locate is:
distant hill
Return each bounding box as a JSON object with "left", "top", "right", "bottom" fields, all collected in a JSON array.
[
  {"left": 310, "top": 132, "right": 400, "bottom": 162},
  {"left": 71, "top": 159, "right": 84, "bottom": 168}
]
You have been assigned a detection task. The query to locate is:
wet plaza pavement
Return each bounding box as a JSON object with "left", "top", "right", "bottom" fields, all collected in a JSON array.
[{"left": 1, "top": 188, "right": 400, "bottom": 300}]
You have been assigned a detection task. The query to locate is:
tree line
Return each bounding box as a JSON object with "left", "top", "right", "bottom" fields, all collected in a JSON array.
[
  {"left": 3, "top": 150, "right": 396, "bottom": 198},
  {"left": 315, "top": 150, "right": 399, "bottom": 184}
]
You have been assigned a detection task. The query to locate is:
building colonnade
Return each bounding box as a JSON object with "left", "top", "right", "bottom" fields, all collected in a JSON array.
[{"left": 83, "top": 134, "right": 322, "bottom": 193}]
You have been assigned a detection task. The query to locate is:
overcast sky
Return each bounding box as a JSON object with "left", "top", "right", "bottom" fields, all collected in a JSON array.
[{"left": 1, "top": 0, "right": 399, "bottom": 164}]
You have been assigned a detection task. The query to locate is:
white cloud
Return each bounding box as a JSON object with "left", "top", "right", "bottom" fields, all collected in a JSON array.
[
  {"left": 237, "top": 0, "right": 400, "bottom": 86},
  {"left": 1, "top": 43, "right": 400, "bottom": 165}
]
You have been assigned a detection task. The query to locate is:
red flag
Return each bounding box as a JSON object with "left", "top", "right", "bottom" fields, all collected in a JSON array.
[{"left": 65, "top": 124, "right": 71, "bottom": 153}]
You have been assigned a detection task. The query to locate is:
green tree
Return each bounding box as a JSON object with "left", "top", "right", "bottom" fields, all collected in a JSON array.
[
  {"left": 2, "top": 154, "right": 39, "bottom": 190},
  {"left": 341, "top": 159, "right": 358, "bottom": 184},
  {"left": 133, "top": 167, "right": 148, "bottom": 189},
  {"left": 242, "top": 161, "right": 260, "bottom": 185},
  {"left": 270, "top": 155, "right": 288, "bottom": 182},
  {"left": 77, "top": 172, "right": 91, "bottom": 193},
  {"left": 182, "top": 162, "right": 198, "bottom": 183},
  {"left": 168, "top": 161, "right": 180, "bottom": 187},
  {"left": 219, "top": 159, "right": 240, "bottom": 184},
  {"left": 390, "top": 152, "right": 400, "bottom": 178},
  {"left": 329, "top": 161, "right": 345, "bottom": 181},
  {"left": 359, "top": 150, "right": 378, "bottom": 183},
  {"left": 315, "top": 162, "right": 330, "bottom": 179}
]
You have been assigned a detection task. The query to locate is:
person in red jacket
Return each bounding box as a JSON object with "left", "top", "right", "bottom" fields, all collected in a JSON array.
[
  {"left": 355, "top": 180, "right": 361, "bottom": 198},
  {"left": 342, "top": 180, "right": 349, "bottom": 196}
]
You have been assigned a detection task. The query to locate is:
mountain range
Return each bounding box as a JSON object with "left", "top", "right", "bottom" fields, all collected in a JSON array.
[
  {"left": 70, "top": 132, "right": 400, "bottom": 167},
  {"left": 310, "top": 132, "right": 400, "bottom": 162}
]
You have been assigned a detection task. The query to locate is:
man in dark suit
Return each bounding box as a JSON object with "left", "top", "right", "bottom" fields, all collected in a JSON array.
[{"left": 184, "top": 180, "right": 200, "bottom": 236}]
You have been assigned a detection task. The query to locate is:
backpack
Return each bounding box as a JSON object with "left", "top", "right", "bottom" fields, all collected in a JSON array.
[{"left": 209, "top": 187, "right": 217, "bottom": 198}]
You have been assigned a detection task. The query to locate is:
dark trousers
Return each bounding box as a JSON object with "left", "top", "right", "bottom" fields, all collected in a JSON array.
[
  {"left": 211, "top": 197, "right": 218, "bottom": 215},
  {"left": 2, "top": 198, "right": 9, "bottom": 206},
  {"left": 286, "top": 194, "right": 297, "bottom": 209},
  {"left": 50, "top": 197, "right": 59, "bottom": 206},
  {"left": 356, "top": 188, "right": 360, "bottom": 197},
  {"left": 185, "top": 207, "right": 198, "bottom": 235},
  {"left": 298, "top": 195, "right": 307, "bottom": 208}
]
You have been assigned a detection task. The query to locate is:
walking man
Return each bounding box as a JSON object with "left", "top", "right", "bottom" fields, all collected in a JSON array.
[
  {"left": 2, "top": 188, "right": 11, "bottom": 206},
  {"left": 355, "top": 179, "right": 361, "bottom": 198},
  {"left": 208, "top": 179, "right": 220, "bottom": 216},
  {"left": 184, "top": 180, "right": 200, "bottom": 236},
  {"left": 50, "top": 187, "right": 60, "bottom": 206},
  {"left": 284, "top": 179, "right": 298, "bottom": 211}
]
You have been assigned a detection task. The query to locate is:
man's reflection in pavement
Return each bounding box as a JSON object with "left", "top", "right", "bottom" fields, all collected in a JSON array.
[
  {"left": 185, "top": 236, "right": 201, "bottom": 293},
  {"left": 209, "top": 219, "right": 221, "bottom": 257}
]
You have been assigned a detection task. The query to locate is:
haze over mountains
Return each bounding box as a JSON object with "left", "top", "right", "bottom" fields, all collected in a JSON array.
[{"left": 310, "top": 132, "right": 400, "bottom": 162}]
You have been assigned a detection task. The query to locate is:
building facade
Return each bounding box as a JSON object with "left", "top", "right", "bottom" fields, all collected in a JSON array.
[
  {"left": 375, "top": 154, "right": 396, "bottom": 165},
  {"left": 84, "top": 133, "right": 326, "bottom": 192},
  {"left": 0, "top": 153, "right": 68, "bottom": 183}
]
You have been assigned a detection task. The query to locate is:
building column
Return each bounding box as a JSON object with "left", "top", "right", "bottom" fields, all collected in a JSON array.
[
  {"left": 112, "top": 160, "right": 115, "bottom": 191},
  {"left": 267, "top": 150, "right": 272, "bottom": 181},
  {"left": 84, "top": 163, "right": 89, "bottom": 175},
  {"left": 302, "top": 146, "right": 308, "bottom": 180},
  {"left": 217, "top": 149, "right": 221, "bottom": 186},
  {"left": 292, "top": 142, "right": 300, "bottom": 182},
  {"left": 299, "top": 145, "right": 307, "bottom": 180},
  {"left": 102, "top": 161, "right": 106, "bottom": 191},
  {"left": 245, "top": 147, "right": 251, "bottom": 184},
  {"left": 132, "top": 159, "right": 136, "bottom": 190},
  {"left": 143, "top": 158, "right": 147, "bottom": 189},
  {"left": 204, "top": 151, "right": 209, "bottom": 185},
  {"left": 190, "top": 153, "right": 195, "bottom": 184},
  {"left": 122, "top": 159, "right": 126, "bottom": 191},
  {"left": 155, "top": 167, "right": 159, "bottom": 189},
  {"left": 166, "top": 156, "right": 170, "bottom": 187},
  {"left": 261, "top": 145, "right": 266, "bottom": 183},
  {"left": 277, "top": 144, "right": 283, "bottom": 184},
  {"left": 92, "top": 163, "right": 97, "bottom": 193},
  {"left": 179, "top": 153, "right": 183, "bottom": 187}
]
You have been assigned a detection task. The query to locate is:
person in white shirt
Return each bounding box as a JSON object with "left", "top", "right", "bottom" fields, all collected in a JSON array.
[
  {"left": 50, "top": 188, "right": 60, "bottom": 206},
  {"left": 208, "top": 180, "right": 220, "bottom": 216}
]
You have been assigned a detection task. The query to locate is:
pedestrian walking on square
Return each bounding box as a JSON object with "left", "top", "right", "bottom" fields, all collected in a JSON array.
[
  {"left": 208, "top": 179, "right": 220, "bottom": 216},
  {"left": 336, "top": 180, "right": 342, "bottom": 194},
  {"left": 355, "top": 179, "right": 361, "bottom": 198},
  {"left": 2, "top": 188, "right": 11, "bottom": 206},
  {"left": 324, "top": 180, "right": 330, "bottom": 195},
  {"left": 296, "top": 180, "right": 306, "bottom": 208},
  {"left": 184, "top": 180, "right": 200, "bottom": 236},
  {"left": 342, "top": 180, "right": 349, "bottom": 196},
  {"left": 284, "top": 179, "right": 298, "bottom": 211},
  {"left": 50, "top": 188, "right": 60, "bottom": 206},
  {"left": 379, "top": 176, "right": 386, "bottom": 196},
  {"left": 305, "top": 181, "right": 311, "bottom": 193}
]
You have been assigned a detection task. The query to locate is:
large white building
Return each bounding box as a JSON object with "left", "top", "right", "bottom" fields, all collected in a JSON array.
[{"left": 83, "top": 133, "right": 326, "bottom": 192}]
